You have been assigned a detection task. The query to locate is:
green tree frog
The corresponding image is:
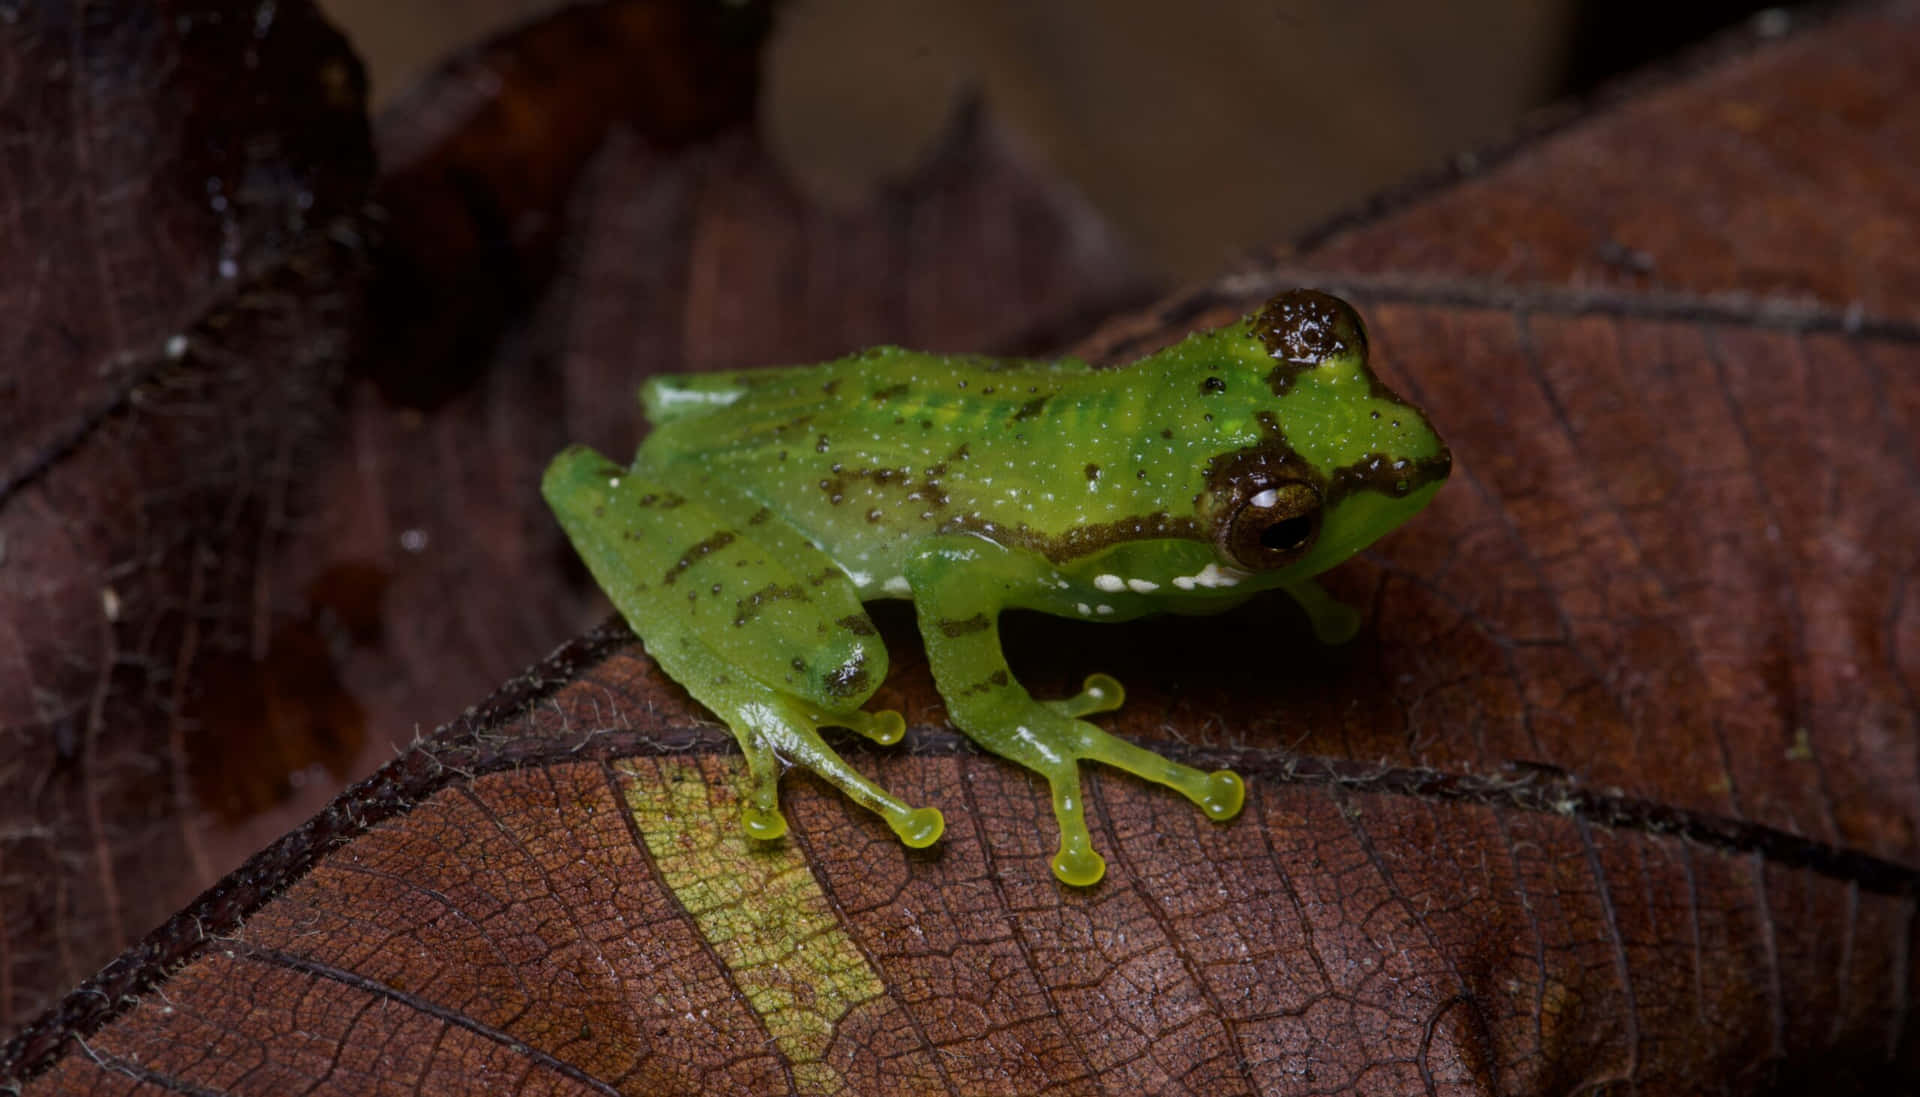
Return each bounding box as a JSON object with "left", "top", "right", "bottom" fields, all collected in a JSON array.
[{"left": 544, "top": 290, "right": 1449, "bottom": 885}]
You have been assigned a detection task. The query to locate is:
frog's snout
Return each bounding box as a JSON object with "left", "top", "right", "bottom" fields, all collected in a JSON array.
[{"left": 1400, "top": 444, "right": 1452, "bottom": 496}]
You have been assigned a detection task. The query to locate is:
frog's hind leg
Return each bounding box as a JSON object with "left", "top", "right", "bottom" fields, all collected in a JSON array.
[
  {"left": 542, "top": 446, "right": 943, "bottom": 849},
  {"left": 639, "top": 631, "right": 942, "bottom": 848}
]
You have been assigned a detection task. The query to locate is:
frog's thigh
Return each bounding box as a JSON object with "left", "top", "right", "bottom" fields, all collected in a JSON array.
[
  {"left": 542, "top": 446, "right": 940, "bottom": 847},
  {"left": 904, "top": 537, "right": 1244, "bottom": 887}
]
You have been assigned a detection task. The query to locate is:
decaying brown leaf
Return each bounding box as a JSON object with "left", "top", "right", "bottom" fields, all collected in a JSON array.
[
  {"left": 4, "top": 0, "right": 1918, "bottom": 1094},
  {"left": 0, "top": 0, "right": 372, "bottom": 1029}
]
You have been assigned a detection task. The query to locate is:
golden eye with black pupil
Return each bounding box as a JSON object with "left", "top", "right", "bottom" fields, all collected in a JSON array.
[{"left": 1222, "top": 480, "right": 1321, "bottom": 569}]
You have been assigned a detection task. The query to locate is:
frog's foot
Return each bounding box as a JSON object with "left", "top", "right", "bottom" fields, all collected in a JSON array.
[
  {"left": 1023, "top": 711, "right": 1245, "bottom": 887},
  {"left": 724, "top": 697, "right": 942, "bottom": 849}
]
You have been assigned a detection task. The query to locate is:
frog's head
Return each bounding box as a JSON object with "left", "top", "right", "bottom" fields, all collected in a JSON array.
[{"left": 1193, "top": 289, "right": 1450, "bottom": 586}]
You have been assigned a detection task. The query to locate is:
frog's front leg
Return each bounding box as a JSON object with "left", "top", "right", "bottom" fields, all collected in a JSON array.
[
  {"left": 1281, "top": 577, "right": 1362, "bottom": 645},
  {"left": 904, "top": 536, "right": 1244, "bottom": 886},
  {"left": 543, "top": 446, "right": 943, "bottom": 849}
]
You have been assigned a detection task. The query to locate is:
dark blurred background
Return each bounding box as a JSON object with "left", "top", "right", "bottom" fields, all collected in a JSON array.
[{"left": 319, "top": 0, "right": 1783, "bottom": 278}]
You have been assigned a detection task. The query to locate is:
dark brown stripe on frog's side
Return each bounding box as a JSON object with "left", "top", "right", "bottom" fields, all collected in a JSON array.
[
  {"left": 1325, "top": 449, "right": 1454, "bottom": 504},
  {"left": 661, "top": 530, "right": 737, "bottom": 585}
]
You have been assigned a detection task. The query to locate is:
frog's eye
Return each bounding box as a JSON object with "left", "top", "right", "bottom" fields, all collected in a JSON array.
[{"left": 1222, "top": 480, "right": 1322, "bottom": 569}]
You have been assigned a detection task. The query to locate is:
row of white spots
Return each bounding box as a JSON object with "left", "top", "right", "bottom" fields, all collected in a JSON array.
[
  {"left": 1074, "top": 603, "right": 1116, "bottom": 616},
  {"left": 1170, "top": 562, "right": 1246, "bottom": 591},
  {"left": 1093, "top": 574, "right": 1159, "bottom": 594}
]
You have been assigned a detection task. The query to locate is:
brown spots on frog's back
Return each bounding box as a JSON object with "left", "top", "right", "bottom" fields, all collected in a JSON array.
[
  {"left": 1011, "top": 394, "right": 1051, "bottom": 422},
  {"left": 871, "top": 381, "right": 911, "bottom": 403},
  {"left": 1200, "top": 376, "right": 1226, "bottom": 395},
  {"left": 747, "top": 507, "right": 772, "bottom": 526},
  {"left": 731, "top": 581, "right": 807, "bottom": 627},
  {"left": 935, "top": 612, "right": 992, "bottom": 637},
  {"left": 957, "top": 669, "right": 1011, "bottom": 697},
  {"left": 807, "top": 566, "right": 841, "bottom": 587},
  {"left": 661, "top": 530, "right": 738, "bottom": 585},
  {"left": 835, "top": 614, "right": 877, "bottom": 637},
  {"left": 1084, "top": 463, "right": 1101, "bottom": 483},
  {"left": 822, "top": 652, "right": 872, "bottom": 700},
  {"left": 1252, "top": 410, "right": 1288, "bottom": 445},
  {"left": 923, "top": 442, "right": 970, "bottom": 479}
]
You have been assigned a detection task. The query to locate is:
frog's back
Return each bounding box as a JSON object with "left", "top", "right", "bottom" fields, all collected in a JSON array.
[{"left": 639, "top": 348, "right": 1102, "bottom": 462}]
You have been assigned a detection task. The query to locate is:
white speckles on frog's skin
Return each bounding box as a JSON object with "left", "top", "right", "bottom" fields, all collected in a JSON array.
[
  {"left": 1171, "top": 562, "right": 1248, "bottom": 590},
  {"left": 883, "top": 576, "right": 912, "bottom": 595},
  {"left": 1126, "top": 578, "right": 1159, "bottom": 593},
  {"left": 1075, "top": 602, "right": 1092, "bottom": 616},
  {"left": 1093, "top": 574, "right": 1126, "bottom": 592},
  {"left": 1095, "top": 604, "right": 1114, "bottom": 615}
]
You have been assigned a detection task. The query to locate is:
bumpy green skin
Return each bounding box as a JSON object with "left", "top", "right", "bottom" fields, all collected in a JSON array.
[{"left": 544, "top": 290, "right": 1449, "bottom": 885}]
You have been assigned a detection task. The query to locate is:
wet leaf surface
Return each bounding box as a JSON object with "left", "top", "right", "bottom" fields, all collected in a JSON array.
[{"left": 5, "top": 1, "right": 1919, "bottom": 1094}]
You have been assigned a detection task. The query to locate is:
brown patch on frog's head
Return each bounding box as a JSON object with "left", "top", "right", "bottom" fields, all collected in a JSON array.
[{"left": 1255, "top": 289, "right": 1368, "bottom": 396}]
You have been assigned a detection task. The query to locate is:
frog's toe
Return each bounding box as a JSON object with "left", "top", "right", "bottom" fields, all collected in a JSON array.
[
  {"left": 1045, "top": 672, "right": 1126, "bottom": 719},
  {"left": 1310, "top": 602, "right": 1362, "bottom": 645},
  {"left": 847, "top": 707, "right": 906, "bottom": 746},
  {"left": 737, "top": 731, "right": 792, "bottom": 841},
  {"left": 1037, "top": 761, "right": 1109, "bottom": 886},
  {"left": 889, "top": 805, "right": 945, "bottom": 848},
  {"left": 1199, "top": 769, "right": 1245, "bottom": 820},
  {"left": 1052, "top": 835, "right": 1106, "bottom": 888},
  {"left": 742, "top": 802, "right": 790, "bottom": 841}
]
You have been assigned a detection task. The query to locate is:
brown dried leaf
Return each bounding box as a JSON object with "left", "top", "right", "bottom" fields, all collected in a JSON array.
[
  {"left": 0, "top": 0, "right": 372, "bottom": 1028},
  {"left": 8, "top": 2, "right": 1920, "bottom": 1095}
]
